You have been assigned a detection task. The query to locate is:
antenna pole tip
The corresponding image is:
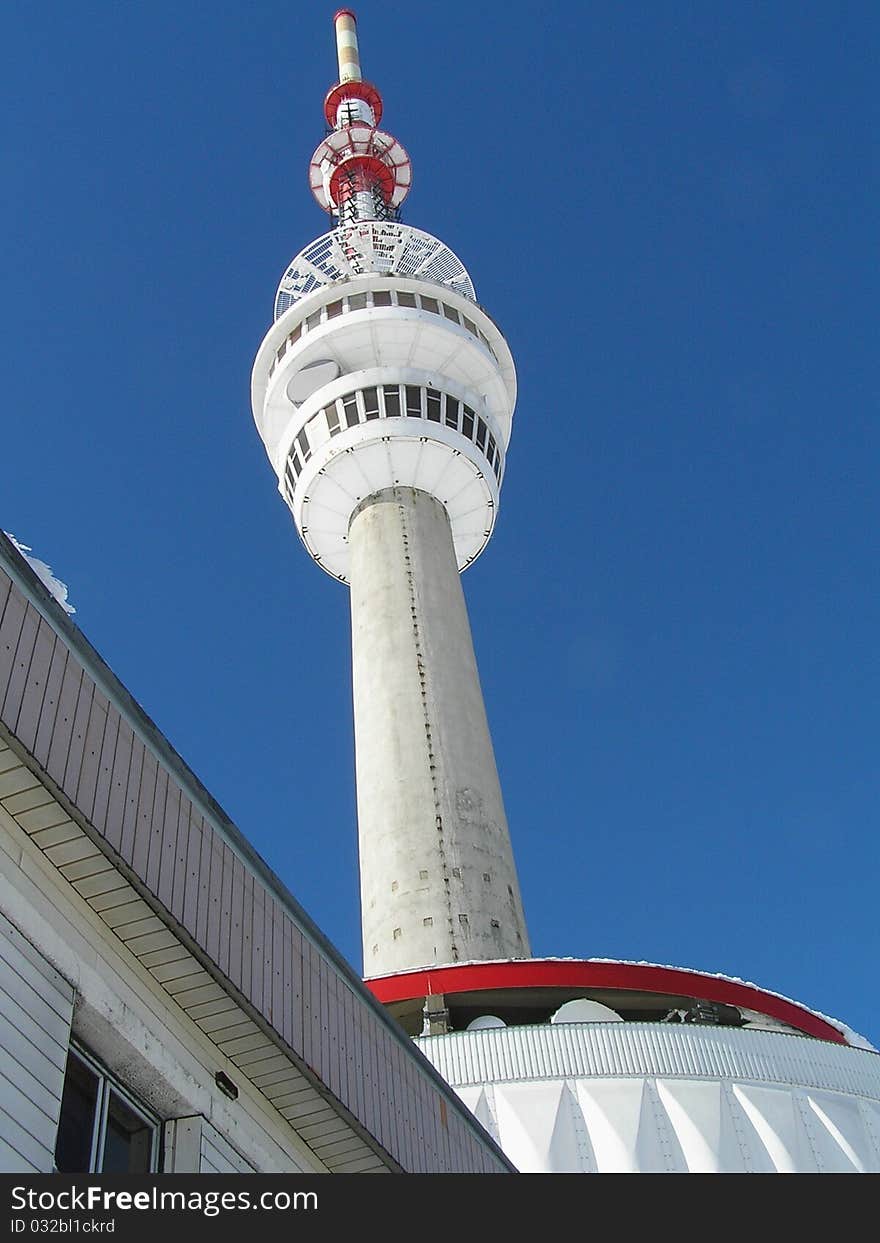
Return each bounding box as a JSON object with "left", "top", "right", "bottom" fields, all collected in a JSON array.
[{"left": 333, "top": 8, "right": 362, "bottom": 83}]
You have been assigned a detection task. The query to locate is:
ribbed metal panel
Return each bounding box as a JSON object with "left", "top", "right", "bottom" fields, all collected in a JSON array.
[
  {"left": 419, "top": 1023, "right": 880, "bottom": 1098},
  {"left": 417, "top": 1023, "right": 880, "bottom": 1173},
  {"left": 0, "top": 908, "right": 74, "bottom": 1172}
]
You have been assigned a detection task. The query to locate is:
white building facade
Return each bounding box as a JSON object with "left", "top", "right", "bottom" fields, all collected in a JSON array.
[{"left": 370, "top": 959, "right": 880, "bottom": 1173}]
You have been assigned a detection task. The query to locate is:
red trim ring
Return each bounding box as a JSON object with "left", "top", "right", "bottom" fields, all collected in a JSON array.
[
  {"left": 365, "top": 959, "right": 849, "bottom": 1045},
  {"left": 324, "top": 81, "right": 384, "bottom": 128},
  {"left": 329, "top": 156, "right": 394, "bottom": 207}
]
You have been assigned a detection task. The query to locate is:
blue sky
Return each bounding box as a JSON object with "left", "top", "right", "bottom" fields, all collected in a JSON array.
[{"left": 3, "top": 2, "right": 877, "bottom": 1045}]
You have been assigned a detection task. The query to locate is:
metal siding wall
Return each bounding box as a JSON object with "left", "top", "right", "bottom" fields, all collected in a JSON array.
[
  {"left": 0, "top": 587, "right": 28, "bottom": 701},
  {"left": 119, "top": 732, "right": 143, "bottom": 864},
  {"left": 103, "top": 717, "right": 131, "bottom": 853},
  {"left": 205, "top": 835, "right": 224, "bottom": 964},
  {"left": 32, "top": 639, "right": 68, "bottom": 769},
  {"left": 0, "top": 577, "right": 11, "bottom": 637},
  {"left": 2, "top": 602, "right": 41, "bottom": 729},
  {"left": 44, "top": 659, "right": 82, "bottom": 790},
  {"left": 90, "top": 703, "right": 120, "bottom": 835},
  {"left": 217, "top": 842, "right": 235, "bottom": 978},
  {"left": 156, "top": 785, "right": 181, "bottom": 911},
  {"left": 144, "top": 765, "right": 168, "bottom": 895},
  {"left": 199, "top": 1118, "right": 256, "bottom": 1174},
  {"left": 0, "top": 910, "right": 74, "bottom": 1172},
  {"left": 76, "top": 689, "right": 109, "bottom": 823},
  {"left": 14, "top": 619, "right": 56, "bottom": 755},
  {"left": 62, "top": 674, "right": 93, "bottom": 798}
]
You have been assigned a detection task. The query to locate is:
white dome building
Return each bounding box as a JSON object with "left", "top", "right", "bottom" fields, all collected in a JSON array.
[{"left": 369, "top": 959, "right": 880, "bottom": 1173}]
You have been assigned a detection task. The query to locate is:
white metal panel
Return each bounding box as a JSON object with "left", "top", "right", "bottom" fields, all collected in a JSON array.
[
  {"left": 802, "top": 1093, "right": 868, "bottom": 1172},
  {"left": 0, "top": 909, "right": 73, "bottom": 1172},
  {"left": 492, "top": 1081, "right": 585, "bottom": 1173},
  {"left": 731, "top": 1083, "right": 813, "bottom": 1172},
  {"left": 419, "top": 1022, "right": 880, "bottom": 1098},
  {"left": 418, "top": 1022, "right": 880, "bottom": 1174},
  {"left": 655, "top": 1078, "right": 746, "bottom": 1173},
  {"left": 200, "top": 1118, "right": 256, "bottom": 1173}
]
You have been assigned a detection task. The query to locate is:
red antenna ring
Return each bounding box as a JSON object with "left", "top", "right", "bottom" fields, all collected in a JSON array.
[
  {"left": 329, "top": 156, "right": 395, "bottom": 208},
  {"left": 324, "top": 80, "right": 383, "bottom": 128}
]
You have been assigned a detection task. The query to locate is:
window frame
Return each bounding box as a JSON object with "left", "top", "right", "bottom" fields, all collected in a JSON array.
[{"left": 55, "top": 1043, "right": 161, "bottom": 1175}]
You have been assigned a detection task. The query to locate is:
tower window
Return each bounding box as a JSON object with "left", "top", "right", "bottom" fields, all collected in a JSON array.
[
  {"left": 326, "top": 299, "right": 343, "bottom": 319},
  {"left": 463, "top": 317, "right": 477, "bottom": 336},
  {"left": 348, "top": 293, "right": 367, "bottom": 311},
  {"left": 342, "top": 393, "right": 359, "bottom": 428},
  {"left": 306, "top": 311, "right": 321, "bottom": 331},
  {"left": 405, "top": 386, "right": 422, "bottom": 418},
  {"left": 372, "top": 290, "right": 392, "bottom": 307},
  {"left": 462, "top": 407, "right": 475, "bottom": 439},
  {"left": 476, "top": 418, "right": 487, "bottom": 452},
  {"left": 445, "top": 396, "right": 460, "bottom": 430},
  {"left": 421, "top": 295, "right": 439, "bottom": 314},
  {"left": 383, "top": 385, "right": 401, "bottom": 418},
  {"left": 362, "top": 387, "right": 380, "bottom": 419},
  {"left": 423, "top": 916, "right": 433, "bottom": 927},
  {"left": 326, "top": 403, "right": 340, "bottom": 434},
  {"left": 397, "top": 291, "right": 417, "bottom": 308},
  {"left": 426, "top": 389, "right": 441, "bottom": 422},
  {"left": 297, "top": 428, "right": 310, "bottom": 459},
  {"left": 288, "top": 324, "right": 301, "bottom": 345},
  {"left": 419, "top": 869, "right": 428, "bottom": 880},
  {"left": 442, "top": 303, "right": 460, "bottom": 323},
  {"left": 276, "top": 341, "right": 287, "bottom": 363}
]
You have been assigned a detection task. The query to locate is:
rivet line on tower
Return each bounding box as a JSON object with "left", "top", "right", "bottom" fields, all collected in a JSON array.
[{"left": 398, "top": 496, "right": 457, "bottom": 958}]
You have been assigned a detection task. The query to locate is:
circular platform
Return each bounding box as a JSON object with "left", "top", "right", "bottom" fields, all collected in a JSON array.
[{"left": 366, "top": 957, "right": 857, "bottom": 1044}]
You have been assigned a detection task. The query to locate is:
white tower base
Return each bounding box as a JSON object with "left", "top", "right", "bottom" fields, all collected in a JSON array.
[{"left": 350, "top": 488, "right": 530, "bottom": 976}]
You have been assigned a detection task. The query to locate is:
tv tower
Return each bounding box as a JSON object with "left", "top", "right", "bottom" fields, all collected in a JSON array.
[
  {"left": 252, "top": 12, "right": 880, "bottom": 1173},
  {"left": 251, "top": 10, "right": 529, "bottom": 978}
]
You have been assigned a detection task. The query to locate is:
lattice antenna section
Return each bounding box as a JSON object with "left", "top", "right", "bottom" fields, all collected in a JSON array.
[{"left": 308, "top": 10, "right": 412, "bottom": 228}]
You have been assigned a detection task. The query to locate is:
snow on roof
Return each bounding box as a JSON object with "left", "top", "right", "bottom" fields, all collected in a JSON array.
[{"left": 4, "top": 534, "right": 76, "bottom": 615}]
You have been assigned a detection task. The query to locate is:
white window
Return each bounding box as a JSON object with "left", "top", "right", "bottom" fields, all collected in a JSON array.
[{"left": 54, "top": 1044, "right": 160, "bottom": 1174}]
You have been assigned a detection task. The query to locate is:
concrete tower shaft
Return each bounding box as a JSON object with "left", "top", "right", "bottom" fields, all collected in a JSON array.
[
  {"left": 250, "top": 12, "right": 530, "bottom": 977},
  {"left": 350, "top": 488, "right": 529, "bottom": 976}
]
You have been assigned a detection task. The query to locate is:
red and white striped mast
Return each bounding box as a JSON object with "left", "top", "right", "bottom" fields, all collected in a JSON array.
[{"left": 309, "top": 9, "right": 412, "bottom": 225}]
